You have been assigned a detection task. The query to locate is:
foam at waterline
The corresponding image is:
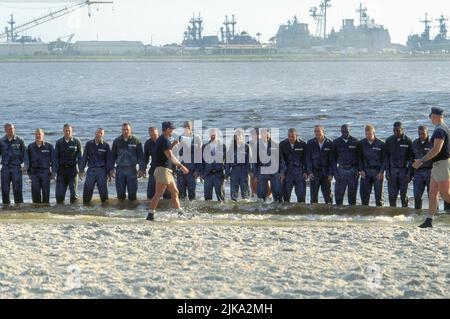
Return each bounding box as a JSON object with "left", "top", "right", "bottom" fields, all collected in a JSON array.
[{"left": 0, "top": 197, "right": 449, "bottom": 224}]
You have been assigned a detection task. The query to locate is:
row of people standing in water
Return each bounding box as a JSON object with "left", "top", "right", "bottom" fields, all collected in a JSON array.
[
  {"left": 147, "top": 108, "right": 450, "bottom": 229},
  {"left": 167, "top": 121, "right": 449, "bottom": 210},
  {"left": 0, "top": 120, "right": 446, "bottom": 212}
]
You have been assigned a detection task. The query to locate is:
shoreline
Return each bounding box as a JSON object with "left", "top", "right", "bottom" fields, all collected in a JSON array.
[{"left": 2, "top": 53, "right": 450, "bottom": 63}]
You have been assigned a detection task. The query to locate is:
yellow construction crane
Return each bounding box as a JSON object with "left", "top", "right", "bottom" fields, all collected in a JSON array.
[{"left": 0, "top": 0, "right": 113, "bottom": 42}]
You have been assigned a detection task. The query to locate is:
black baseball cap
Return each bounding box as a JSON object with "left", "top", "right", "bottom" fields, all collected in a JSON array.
[
  {"left": 429, "top": 107, "right": 444, "bottom": 118},
  {"left": 162, "top": 121, "right": 175, "bottom": 131}
]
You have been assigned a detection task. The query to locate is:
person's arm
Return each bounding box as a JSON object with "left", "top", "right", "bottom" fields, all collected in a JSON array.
[
  {"left": 50, "top": 144, "right": 57, "bottom": 179},
  {"left": 246, "top": 144, "right": 253, "bottom": 177},
  {"left": 53, "top": 140, "right": 60, "bottom": 174},
  {"left": 408, "top": 142, "right": 416, "bottom": 180},
  {"left": 301, "top": 143, "right": 308, "bottom": 179},
  {"left": 76, "top": 139, "right": 83, "bottom": 172},
  {"left": 78, "top": 142, "right": 88, "bottom": 173},
  {"left": 20, "top": 139, "right": 28, "bottom": 171},
  {"left": 224, "top": 146, "right": 231, "bottom": 178},
  {"left": 143, "top": 141, "right": 150, "bottom": 170},
  {"left": 106, "top": 144, "right": 115, "bottom": 180},
  {"left": 377, "top": 142, "right": 385, "bottom": 180},
  {"left": 25, "top": 144, "right": 31, "bottom": 174},
  {"left": 24, "top": 144, "right": 31, "bottom": 171},
  {"left": 278, "top": 143, "right": 286, "bottom": 177},
  {"left": 306, "top": 142, "right": 313, "bottom": 178},
  {"left": 164, "top": 149, "right": 189, "bottom": 174},
  {"left": 111, "top": 139, "right": 118, "bottom": 163},
  {"left": 402, "top": 139, "right": 413, "bottom": 182},
  {"left": 357, "top": 141, "right": 365, "bottom": 177},
  {"left": 328, "top": 141, "right": 334, "bottom": 181},
  {"left": 414, "top": 139, "right": 444, "bottom": 168},
  {"left": 136, "top": 140, "right": 145, "bottom": 174},
  {"left": 384, "top": 139, "right": 391, "bottom": 180}
]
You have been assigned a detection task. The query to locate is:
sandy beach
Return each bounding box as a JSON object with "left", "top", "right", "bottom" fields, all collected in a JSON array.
[{"left": 0, "top": 213, "right": 448, "bottom": 299}]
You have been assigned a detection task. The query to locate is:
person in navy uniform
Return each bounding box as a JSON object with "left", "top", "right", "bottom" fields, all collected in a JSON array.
[
  {"left": 111, "top": 123, "right": 145, "bottom": 201},
  {"left": 410, "top": 126, "right": 433, "bottom": 210},
  {"left": 247, "top": 128, "right": 262, "bottom": 198},
  {"left": 79, "top": 128, "right": 114, "bottom": 204},
  {"left": 26, "top": 129, "right": 55, "bottom": 204},
  {"left": 225, "top": 128, "right": 252, "bottom": 201},
  {"left": 202, "top": 128, "right": 227, "bottom": 201},
  {"left": 357, "top": 125, "right": 385, "bottom": 207},
  {"left": 254, "top": 128, "right": 283, "bottom": 203},
  {"left": 54, "top": 124, "right": 83, "bottom": 204},
  {"left": 413, "top": 107, "right": 450, "bottom": 228},
  {"left": 307, "top": 125, "right": 334, "bottom": 204},
  {"left": 0, "top": 123, "right": 27, "bottom": 204},
  {"left": 333, "top": 124, "right": 359, "bottom": 206},
  {"left": 385, "top": 121, "right": 413, "bottom": 208},
  {"left": 279, "top": 128, "right": 307, "bottom": 203},
  {"left": 144, "top": 126, "right": 171, "bottom": 200},
  {"left": 174, "top": 121, "right": 202, "bottom": 201}
]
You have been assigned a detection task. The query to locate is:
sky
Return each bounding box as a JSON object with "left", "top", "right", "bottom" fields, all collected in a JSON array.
[{"left": 0, "top": 0, "right": 449, "bottom": 45}]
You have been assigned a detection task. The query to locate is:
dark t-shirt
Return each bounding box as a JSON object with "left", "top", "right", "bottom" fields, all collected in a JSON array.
[
  {"left": 154, "top": 135, "right": 171, "bottom": 168},
  {"left": 431, "top": 125, "right": 450, "bottom": 162}
]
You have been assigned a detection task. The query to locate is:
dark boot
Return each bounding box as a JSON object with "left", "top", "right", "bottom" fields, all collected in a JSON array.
[
  {"left": 419, "top": 218, "right": 433, "bottom": 229},
  {"left": 146, "top": 212, "right": 155, "bottom": 221}
]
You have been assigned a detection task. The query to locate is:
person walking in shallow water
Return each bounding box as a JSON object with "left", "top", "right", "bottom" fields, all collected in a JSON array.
[
  {"left": 148, "top": 122, "right": 189, "bottom": 221},
  {"left": 413, "top": 107, "right": 450, "bottom": 228}
]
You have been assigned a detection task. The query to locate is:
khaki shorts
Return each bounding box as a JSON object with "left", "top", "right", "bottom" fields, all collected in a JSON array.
[
  {"left": 154, "top": 167, "right": 174, "bottom": 185},
  {"left": 431, "top": 159, "right": 450, "bottom": 182}
]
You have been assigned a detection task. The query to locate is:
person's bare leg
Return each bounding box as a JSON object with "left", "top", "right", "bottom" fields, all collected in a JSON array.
[
  {"left": 437, "top": 179, "right": 450, "bottom": 203},
  {"left": 251, "top": 177, "right": 257, "bottom": 197},
  {"left": 420, "top": 178, "right": 439, "bottom": 228},
  {"left": 148, "top": 183, "right": 167, "bottom": 220},
  {"left": 166, "top": 181, "right": 181, "bottom": 209}
]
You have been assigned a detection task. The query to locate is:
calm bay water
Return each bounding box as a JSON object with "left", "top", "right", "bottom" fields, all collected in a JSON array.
[{"left": 0, "top": 61, "right": 448, "bottom": 299}]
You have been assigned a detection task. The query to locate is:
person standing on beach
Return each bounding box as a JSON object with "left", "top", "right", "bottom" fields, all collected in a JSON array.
[
  {"left": 306, "top": 125, "right": 334, "bottom": 204},
  {"left": 254, "top": 128, "right": 283, "bottom": 203},
  {"left": 248, "top": 128, "right": 260, "bottom": 198},
  {"left": 225, "top": 128, "right": 252, "bottom": 201},
  {"left": 413, "top": 107, "right": 450, "bottom": 228},
  {"left": 79, "top": 128, "right": 114, "bottom": 204},
  {"left": 54, "top": 124, "right": 83, "bottom": 204},
  {"left": 333, "top": 124, "right": 360, "bottom": 206},
  {"left": 410, "top": 126, "right": 433, "bottom": 210},
  {"left": 202, "top": 128, "right": 227, "bottom": 201},
  {"left": 0, "top": 123, "right": 27, "bottom": 204},
  {"left": 385, "top": 122, "right": 413, "bottom": 208},
  {"left": 111, "top": 123, "right": 145, "bottom": 201},
  {"left": 26, "top": 129, "right": 56, "bottom": 204},
  {"left": 174, "top": 121, "right": 202, "bottom": 201},
  {"left": 279, "top": 128, "right": 307, "bottom": 203},
  {"left": 148, "top": 122, "right": 189, "bottom": 221},
  {"left": 357, "top": 125, "right": 385, "bottom": 207}
]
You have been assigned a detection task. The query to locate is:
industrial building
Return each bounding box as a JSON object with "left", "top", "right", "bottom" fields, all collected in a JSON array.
[
  {"left": 0, "top": 42, "right": 48, "bottom": 56},
  {"left": 70, "top": 41, "right": 146, "bottom": 55}
]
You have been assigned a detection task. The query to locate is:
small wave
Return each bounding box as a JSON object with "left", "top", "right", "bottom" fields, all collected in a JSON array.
[{"left": 1, "top": 199, "right": 448, "bottom": 226}]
